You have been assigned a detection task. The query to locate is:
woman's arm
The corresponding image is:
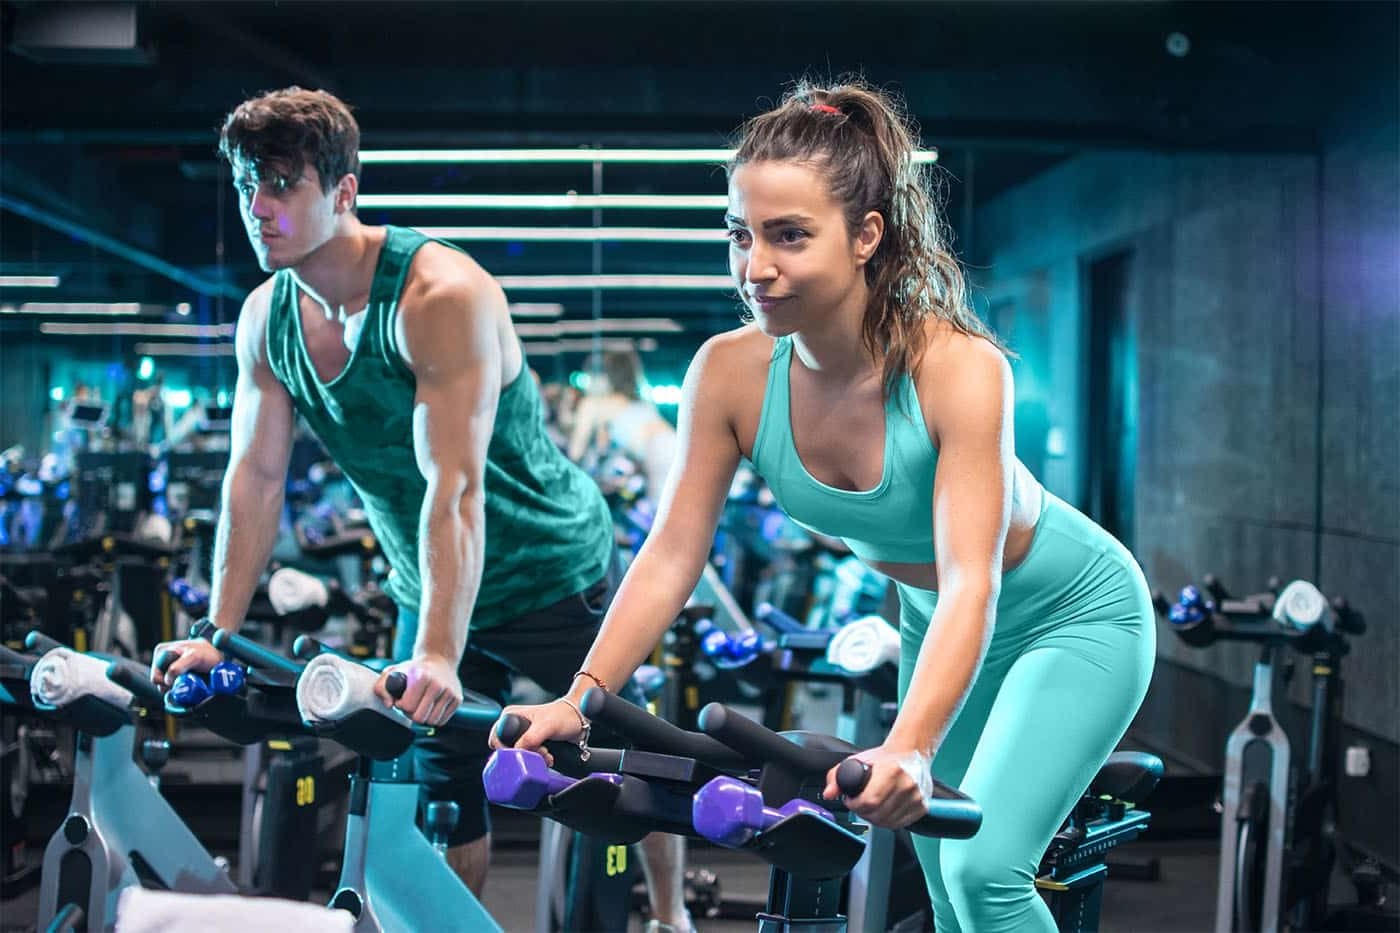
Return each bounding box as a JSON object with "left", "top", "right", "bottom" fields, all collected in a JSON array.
[
  {"left": 497, "top": 335, "right": 745, "bottom": 749},
  {"left": 887, "top": 337, "right": 1015, "bottom": 754},
  {"left": 826, "top": 335, "right": 1016, "bottom": 826}
]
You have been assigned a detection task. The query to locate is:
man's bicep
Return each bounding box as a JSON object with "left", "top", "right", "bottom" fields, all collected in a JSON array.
[
  {"left": 403, "top": 282, "right": 502, "bottom": 489},
  {"left": 229, "top": 302, "right": 294, "bottom": 482}
]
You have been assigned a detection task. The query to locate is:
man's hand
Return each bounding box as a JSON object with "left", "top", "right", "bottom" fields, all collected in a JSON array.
[
  {"left": 150, "top": 638, "right": 223, "bottom": 688},
  {"left": 375, "top": 653, "right": 463, "bottom": 726}
]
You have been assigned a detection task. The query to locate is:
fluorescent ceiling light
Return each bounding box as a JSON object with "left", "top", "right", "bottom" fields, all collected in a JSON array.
[
  {"left": 421, "top": 226, "right": 727, "bottom": 243},
  {"left": 40, "top": 323, "right": 234, "bottom": 337},
  {"left": 521, "top": 337, "right": 660, "bottom": 355},
  {"left": 0, "top": 302, "right": 149, "bottom": 315},
  {"left": 360, "top": 148, "right": 938, "bottom": 165},
  {"left": 508, "top": 303, "right": 565, "bottom": 319},
  {"left": 358, "top": 194, "right": 727, "bottom": 210},
  {"left": 496, "top": 274, "right": 732, "bottom": 291},
  {"left": 362, "top": 149, "right": 735, "bottom": 164},
  {"left": 0, "top": 275, "right": 61, "bottom": 287},
  {"left": 514, "top": 318, "right": 681, "bottom": 337},
  {"left": 134, "top": 343, "right": 236, "bottom": 357}
]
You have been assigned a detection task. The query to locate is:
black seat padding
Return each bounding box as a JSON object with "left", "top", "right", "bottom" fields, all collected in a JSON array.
[{"left": 1089, "top": 751, "right": 1163, "bottom": 803}]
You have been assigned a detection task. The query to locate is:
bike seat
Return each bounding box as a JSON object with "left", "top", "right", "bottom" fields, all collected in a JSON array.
[{"left": 1089, "top": 751, "right": 1163, "bottom": 802}]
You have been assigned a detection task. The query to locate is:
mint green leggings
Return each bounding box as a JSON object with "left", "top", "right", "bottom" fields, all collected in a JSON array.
[{"left": 897, "top": 492, "right": 1156, "bottom": 933}]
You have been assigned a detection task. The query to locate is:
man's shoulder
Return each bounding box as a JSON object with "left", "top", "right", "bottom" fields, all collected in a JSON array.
[
  {"left": 234, "top": 276, "right": 281, "bottom": 346},
  {"left": 401, "top": 238, "right": 495, "bottom": 304}
]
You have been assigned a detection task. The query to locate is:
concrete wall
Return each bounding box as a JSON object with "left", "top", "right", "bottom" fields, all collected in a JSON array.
[{"left": 972, "top": 136, "right": 1397, "bottom": 744}]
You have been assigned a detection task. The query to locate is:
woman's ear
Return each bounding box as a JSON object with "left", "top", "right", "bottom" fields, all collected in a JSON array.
[{"left": 854, "top": 210, "right": 885, "bottom": 267}]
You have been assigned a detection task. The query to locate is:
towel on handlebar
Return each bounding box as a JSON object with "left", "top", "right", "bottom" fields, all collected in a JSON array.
[
  {"left": 30, "top": 647, "right": 133, "bottom": 710},
  {"left": 826, "top": 615, "right": 901, "bottom": 674},
  {"left": 268, "top": 566, "right": 330, "bottom": 615},
  {"left": 117, "top": 888, "right": 353, "bottom": 932},
  {"left": 296, "top": 652, "right": 409, "bottom": 726}
]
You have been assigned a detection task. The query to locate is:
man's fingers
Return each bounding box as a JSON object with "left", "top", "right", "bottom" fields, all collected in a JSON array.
[{"left": 164, "top": 650, "right": 200, "bottom": 683}]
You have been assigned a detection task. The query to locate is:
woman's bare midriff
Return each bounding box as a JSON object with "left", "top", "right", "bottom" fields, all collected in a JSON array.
[{"left": 861, "top": 461, "right": 1043, "bottom": 593}]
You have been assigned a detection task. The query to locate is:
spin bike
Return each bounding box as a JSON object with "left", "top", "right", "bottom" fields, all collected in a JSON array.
[{"left": 1161, "top": 577, "right": 1390, "bottom": 932}]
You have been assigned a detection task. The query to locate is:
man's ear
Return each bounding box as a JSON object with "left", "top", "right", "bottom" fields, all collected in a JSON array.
[{"left": 335, "top": 173, "right": 359, "bottom": 213}]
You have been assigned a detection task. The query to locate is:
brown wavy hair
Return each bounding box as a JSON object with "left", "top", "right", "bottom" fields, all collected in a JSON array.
[
  {"left": 219, "top": 87, "right": 360, "bottom": 194},
  {"left": 729, "top": 79, "right": 1003, "bottom": 402}
]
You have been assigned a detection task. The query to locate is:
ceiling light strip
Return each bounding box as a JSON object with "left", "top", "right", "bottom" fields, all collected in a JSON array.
[
  {"left": 497, "top": 274, "right": 732, "bottom": 291},
  {"left": 0, "top": 275, "right": 62, "bottom": 287},
  {"left": 0, "top": 302, "right": 150, "bottom": 316},
  {"left": 358, "top": 194, "right": 727, "bottom": 210},
  {"left": 514, "top": 318, "right": 682, "bottom": 337},
  {"left": 40, "top": 322, "right": 235, "bottom": 338},
  {"left": 133, "top": 343, "right": 236, "bottom": 357},
  {"left": 420, "top": 226, "right": 727, "bottom": 243},
  {"left": 360, "top": 148, "right": 938, "bottom": 165}
]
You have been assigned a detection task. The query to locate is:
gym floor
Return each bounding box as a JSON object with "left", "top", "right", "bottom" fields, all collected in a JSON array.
[
  {"left": 476, "top": 838, "right": 1219, "bottom": 933},
  {"left": 0, "top": 836, "right": 1218, "bottom": 932}
]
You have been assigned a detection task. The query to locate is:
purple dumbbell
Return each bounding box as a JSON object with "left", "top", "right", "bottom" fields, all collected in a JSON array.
[
  {"left": 483, "top": 749, "right": 575, "bottom": 809},
  {"left": 692, "top": 776, "right": 833, "bottom": 848}
]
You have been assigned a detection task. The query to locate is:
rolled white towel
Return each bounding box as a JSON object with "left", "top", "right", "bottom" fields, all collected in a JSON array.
[
  {"left": 268, "top": 567, "right": 330, "bottom": 615},
  {"left": 117, "top": 887, "right": 353, "bottom": 933},
  {"left": 826, "top": 615, "right": 901, "bottom": 675},
  {"left": 31, "top": 647, "right": 133, "bottom": 710},
  {"left": 296, "top": 653, "right": 408, "bottom": 726}
]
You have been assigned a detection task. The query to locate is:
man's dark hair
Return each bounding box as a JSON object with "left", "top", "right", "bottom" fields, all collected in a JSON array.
[{"left": 219, "top": 87, "right": 360, "bottom": 192}]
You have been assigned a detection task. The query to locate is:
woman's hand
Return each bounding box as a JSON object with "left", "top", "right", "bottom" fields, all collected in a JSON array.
[
  {"left": 823, "top": 743, "right": 935, "bottom": 830},
  {"left": 488, "top": 698, "right": 589, "bottom": 768}
]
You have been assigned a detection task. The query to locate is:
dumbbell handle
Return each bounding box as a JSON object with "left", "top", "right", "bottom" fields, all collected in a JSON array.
[{"left": 691, "top": 776, "right": 832, "bottom": 847}]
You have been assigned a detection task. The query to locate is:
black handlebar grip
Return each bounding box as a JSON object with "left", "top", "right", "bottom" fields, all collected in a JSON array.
[
  {"left": 835, "top": 757, "right": 871, "bottom": 795},
  {"left": 832, "top": 755, "right": 982, "bottom": 840},
  {"left": 582, "top": 687, "right": 747, "bottom": 768},
  {"left": 385, "top": 671, "right": 408, "bottom": 699},
  {"left": 210, "top": 628, "right": 303, "bottom": 676},
  {"left": 106, "top": 661, "right": 164, "bottom": 707},
  {"left": 292, "top": 635, "right": 331, "bottom": 660},
  {"left": 496, "top": 713, "right": 530, "bottom": 747},
  {"left": 755, "top": 602, "right": 805, "bottom": 634},
  {"left": 152, "top": 649, "right": 179, "bottom": 675},
  {"left": 24, "top": 631, "right": 64, "bottom": 655},
  {"left": 697, "top": 702, "right": 833, "bottom": 776}
]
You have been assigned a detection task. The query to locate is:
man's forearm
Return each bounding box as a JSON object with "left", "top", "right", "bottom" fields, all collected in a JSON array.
[
  {"left": 208, "top": 464, "right": 286, "bottom": 632},
  {"left": 413, "top": 489, "right": 485, "bottom": 665}
]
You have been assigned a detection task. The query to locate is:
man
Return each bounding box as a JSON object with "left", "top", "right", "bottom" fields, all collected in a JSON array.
[{"left": 152, "top": 87, "right": 690, "bottom": 930}]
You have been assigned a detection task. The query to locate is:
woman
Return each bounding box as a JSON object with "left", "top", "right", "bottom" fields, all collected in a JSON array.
[
  {"left": 494, "top": 81, "right": 1156, "bottom": 933},
  {"left": 568, "top": 348, "right": 678, "bottom": 502}
]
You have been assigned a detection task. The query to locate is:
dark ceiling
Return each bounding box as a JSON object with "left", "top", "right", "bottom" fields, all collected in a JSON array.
[{"left": 0, "top": 0, "right": 1394, "bottom": 374}]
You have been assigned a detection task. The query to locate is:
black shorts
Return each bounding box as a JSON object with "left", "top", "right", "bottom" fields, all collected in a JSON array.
[{"left": 392, "top": 552, "right": 643, "bottom": 846}]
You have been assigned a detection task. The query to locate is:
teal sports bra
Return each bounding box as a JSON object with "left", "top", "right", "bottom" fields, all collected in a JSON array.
[{"left": 750, "top": 336, "right": 938, "bottom": 565}]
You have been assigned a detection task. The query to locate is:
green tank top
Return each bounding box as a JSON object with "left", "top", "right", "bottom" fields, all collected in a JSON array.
[
  {"left": 264, "top": 225, "right": 612, "bottom": 628},
  {"left": 750, "top": 336, "right": 939, "bottom": 564}
]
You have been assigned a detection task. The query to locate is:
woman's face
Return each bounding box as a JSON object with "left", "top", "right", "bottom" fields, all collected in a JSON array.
[{"left": 726, "top": 159, "right": 881, "bottom": 338}]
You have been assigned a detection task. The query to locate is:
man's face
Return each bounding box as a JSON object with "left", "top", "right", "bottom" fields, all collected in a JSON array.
[{"left": 233, "top": 159, "right": 346, "bottom": 272}]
